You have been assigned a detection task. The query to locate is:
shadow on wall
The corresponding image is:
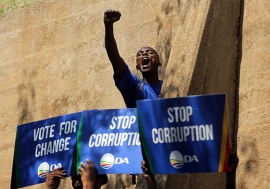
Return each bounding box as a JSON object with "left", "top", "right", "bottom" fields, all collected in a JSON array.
[
  {"left": 17, "top": 69, "right": 36, "bottom": 124},
  {"left": 187, "top": 0, "right": 243, "bottom": 152},
  {"left": 11, "top": 68, "right": 37, "bottom": 188},
  {"left": 158, "top": 0, "right": 202, "bottom": 98},
  {"left": 238, "top": 140, "right": 259, "bottom": 189},
  {"left": 162, "top": 0, "right": 243, "bottom": 188},
  {"left": 155, "top": 0, "right": 181, "bottom": 81},
  {"left": 155, "top": 0, "right": 201, "bottom": 82}
]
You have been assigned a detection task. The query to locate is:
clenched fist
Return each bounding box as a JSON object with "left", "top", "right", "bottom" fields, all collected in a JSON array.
[{"left": 104, "top": 10, "right": 121, "bottom": 24}]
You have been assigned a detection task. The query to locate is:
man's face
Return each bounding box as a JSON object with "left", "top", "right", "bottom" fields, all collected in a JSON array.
[{"left": 136, "top": 47, "right": 160, "bottom": 73}]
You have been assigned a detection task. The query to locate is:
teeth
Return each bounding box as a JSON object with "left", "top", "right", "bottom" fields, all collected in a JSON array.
[{"left": 142, "top": 58, "right": 150, "bottom": 65}]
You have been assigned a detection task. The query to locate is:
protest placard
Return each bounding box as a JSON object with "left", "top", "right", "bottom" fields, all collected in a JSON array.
[
  {"left": 137, "top": 94, "right": 231, "bottom": 174},
  {"left": 76, "top": 109, "right": 143, "bottom": 175},
  {"left": 12, "top": 94, "right": 231, "bottom": 188},
  {"left": 13, "top": 112, "right": 82, "bottom": 188}
]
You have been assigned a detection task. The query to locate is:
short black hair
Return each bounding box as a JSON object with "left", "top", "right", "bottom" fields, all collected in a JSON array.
[{"left": 137, "top": 46, "right": 160, "bottom": 63}]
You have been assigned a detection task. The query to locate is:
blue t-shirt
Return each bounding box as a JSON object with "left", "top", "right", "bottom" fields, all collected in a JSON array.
[{"left": 115, "top": 66, "right": 163, "bottom": 108}]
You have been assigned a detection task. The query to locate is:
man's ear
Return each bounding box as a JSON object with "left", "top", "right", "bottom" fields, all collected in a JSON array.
[
  {"left": 158, "top": 62, "right": 162, "bottom": 67},
  {"left": 136, "top": 65, "right": 139, "bottom": 70}
]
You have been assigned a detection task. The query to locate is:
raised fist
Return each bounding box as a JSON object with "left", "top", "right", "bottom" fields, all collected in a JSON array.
[{"left": 104, "top": 10, "right": 121, "bottom": 24}]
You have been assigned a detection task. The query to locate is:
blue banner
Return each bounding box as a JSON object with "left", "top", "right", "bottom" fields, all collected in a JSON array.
[
  {"left": 13, "top": 94, "right": 230, "bottom": 188},
  {"left": 15, "top": 112, "right": 82, "bottom": 188},
  {"left": 137, "top": 94, "right": 231, "bottom": 174},
  {"left": 77, "top": 109, "right": 143, "bottom": 175}
]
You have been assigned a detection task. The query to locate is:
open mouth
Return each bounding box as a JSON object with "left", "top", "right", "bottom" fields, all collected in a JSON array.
[{"left": 142, "top": 57, "right": 150, "bottom": 68}]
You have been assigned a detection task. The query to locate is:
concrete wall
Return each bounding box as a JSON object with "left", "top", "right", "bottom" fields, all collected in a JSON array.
[
  {"left": 0, "top": 0, "right": 269, "bottom": 189},
  {"left": 161, "top": 0, "right": 240, "bottom": 188},
  {"left": 237, "top": 0, "right": 270, "bottom": 188}
]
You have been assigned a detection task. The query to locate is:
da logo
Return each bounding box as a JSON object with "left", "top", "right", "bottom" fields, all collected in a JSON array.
[
  {"left": 100, "top": 153, "right": 115, "bottom": 169},
  {"left": 169, "top": 150, "right": 184, "bottom": 169},
  {"left": 37, "top": 162, "right": 62, "bottom": 178},
  {"left": 37, "top": 162, "right": 49, "bottom": 178}
]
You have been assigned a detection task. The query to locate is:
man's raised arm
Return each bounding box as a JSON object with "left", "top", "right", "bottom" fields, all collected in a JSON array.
[{"left": 104, "top": 10, "right": 126, "bottom": 79}]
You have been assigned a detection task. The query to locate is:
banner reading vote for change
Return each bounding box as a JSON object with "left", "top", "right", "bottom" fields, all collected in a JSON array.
[
  {"left": 13, "top": 112, "right": 82, "bottom": 188},
  {"left": 76, "top": 109, "right": 143, "bottom": 175},
  {"left": 137, "top": 94, "right": 231, "bottom": 174}
]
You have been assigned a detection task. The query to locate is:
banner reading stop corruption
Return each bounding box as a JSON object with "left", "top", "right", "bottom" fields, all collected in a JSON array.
[
  {"left": 76, "top": 109, "right": 143, "bottom": 175},
  {"left": 137, "top": 94, "right": 231, "bottom": 174},
  {"left": 13, "top": 112, "right": 82, "bottom": 188}
]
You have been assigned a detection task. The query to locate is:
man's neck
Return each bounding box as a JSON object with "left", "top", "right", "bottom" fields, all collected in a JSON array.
[{"left": 142, "top": 72, "right": 160, "bottom": 85}]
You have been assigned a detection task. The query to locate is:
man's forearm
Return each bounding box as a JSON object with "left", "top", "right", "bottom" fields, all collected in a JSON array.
[
  {"left": 104, "top": 23, "right": 126, "bottom": 77},
  {"left": 145, "top": 175, "right": 158, "bottom": 189},
  {"left": 83, "top": 182, "right": 95, "bottom": 189},
  {"left": 105, "top": 23, "right": 120, "bottom": 64}
]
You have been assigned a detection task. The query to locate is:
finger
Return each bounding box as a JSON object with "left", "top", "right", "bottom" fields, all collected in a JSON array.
[
  {"left": 112, "top": 12, "right": 121, "bottom": 18},
  {"left": 52, "top": 170, "right": 67, "bottom": 175},
  {"left": 57, "top": 175, "right": 66, "bottom": 179},
  {"left": 85, "top": 159, "right": 95, "bottom": 167},
  {"left": 56, "top": 168, "right": 66, "bottom": 173},
  {"left": 78, "top": 166, "right": 83, "bottom": 173},
  {"left": 141, "top": 164, "right": 147, "bottom": 171},
  {"left": 106, "top": 11, "right": 120, "bottom": 18},
  {"left": 52, "top": 167, "right": 67, "bottom": 176},
  {"left": 50, "top": 167, "right": 63, "bottom": 173},
  {"left": 54, "top": 167, "right": 64, "bottom": 171},
  {"left": 78, "top": 170, "right": 82, "bottom": 175},
  {"left": 106, "top": 10, "right": 117, "bottom": 13},
  {"left": 86, "top": 159, "right": 91, "bottom": 164},
  {"left": 104, "top": 10, "right": 115, "bottom": 15},
  {"left": 59, "top": 171, "right": 67, "bottom": 175},
  {"left": 80, "top": 162, "right": 88, "bottom": 169},
  {"left": 48, "top": 173, "right": 67, "bottom": 180}
]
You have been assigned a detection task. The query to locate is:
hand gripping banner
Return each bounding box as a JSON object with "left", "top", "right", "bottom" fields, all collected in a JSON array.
[{"left": 136, "top": 94, "right": 231, "bottom": 174}]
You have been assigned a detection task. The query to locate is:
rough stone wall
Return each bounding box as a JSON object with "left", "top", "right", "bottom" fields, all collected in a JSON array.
[
  {"left": 0, "top": 0, "right": 269, "bottom": 189},
  {"left": 237, "top": 0, "right": 270, "bottom": 188}
]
